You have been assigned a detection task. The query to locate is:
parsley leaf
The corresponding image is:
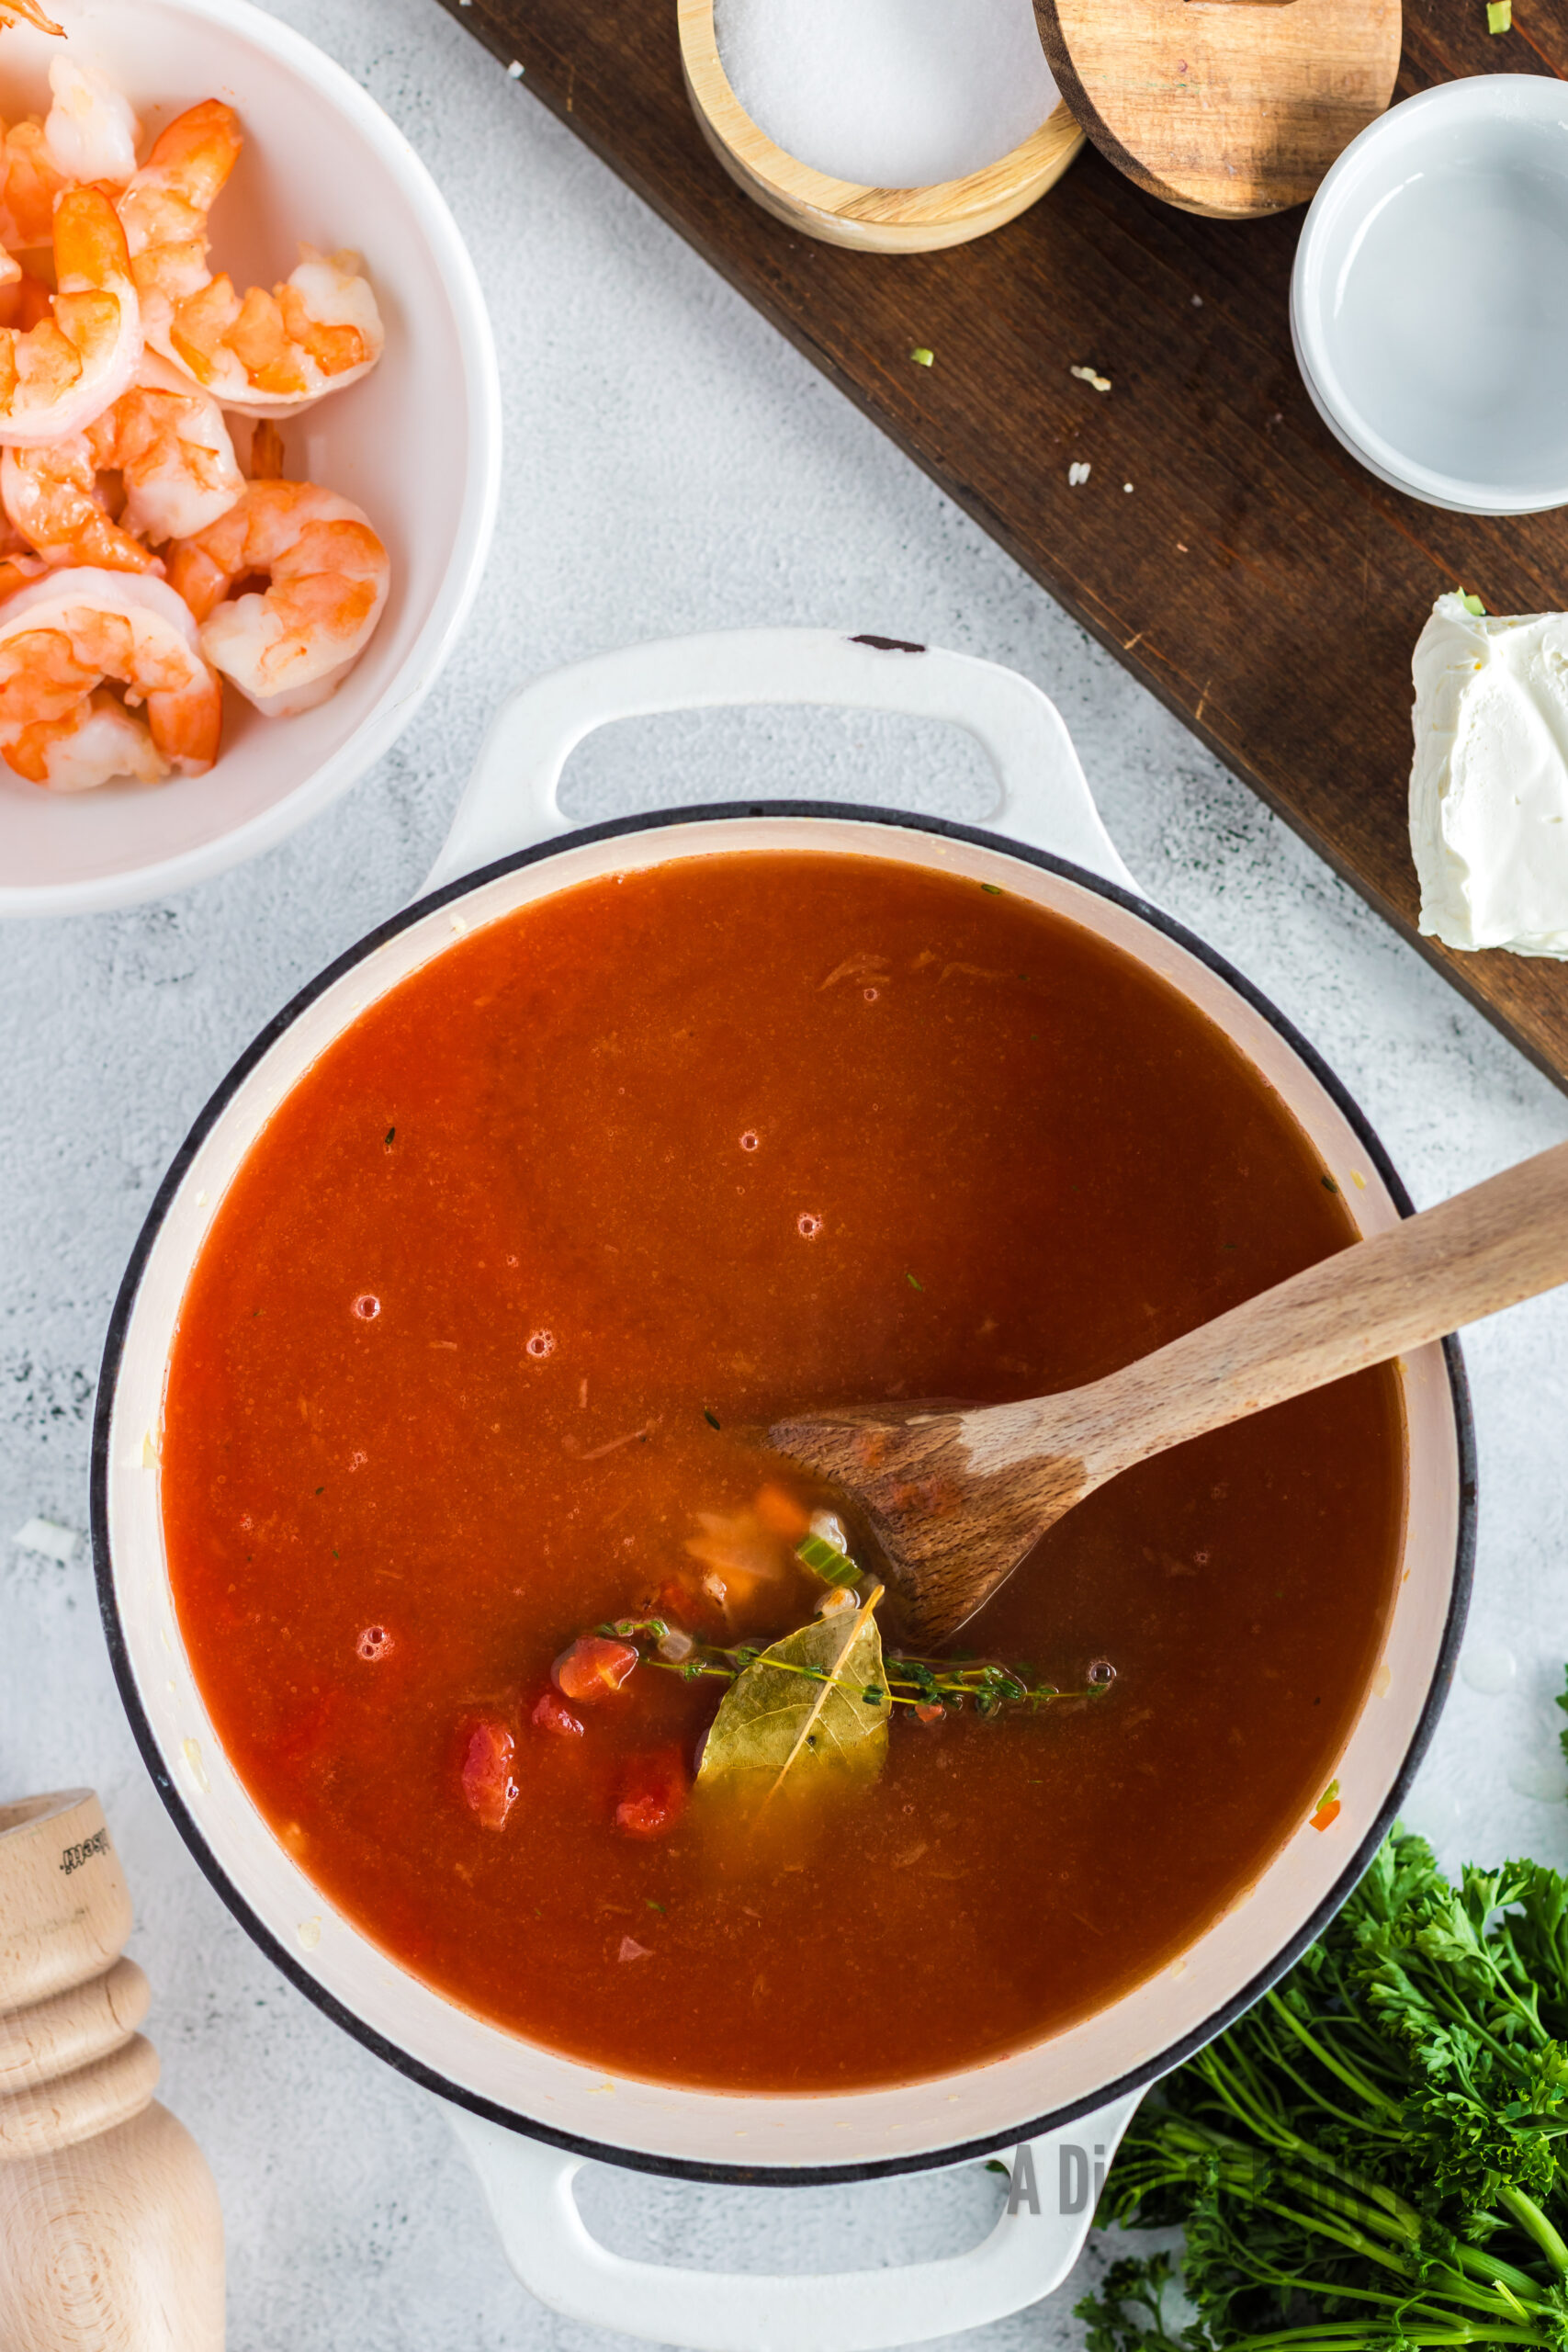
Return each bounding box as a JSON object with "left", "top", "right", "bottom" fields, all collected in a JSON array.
[{"left": 1087, "top": 1798, "right": 1568, "bottom": 2352}]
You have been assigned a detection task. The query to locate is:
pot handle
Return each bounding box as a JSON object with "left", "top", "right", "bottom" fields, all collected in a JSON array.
[
  {"left": 424, "top": 628, "right": 1136, "bottom": 894},
  {"left": 446, "top": 2094, "right": 1140, "bottom": 2352}
]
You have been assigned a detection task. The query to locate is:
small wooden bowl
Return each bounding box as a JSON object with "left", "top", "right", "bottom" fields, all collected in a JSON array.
[{"left": 677, "top": 0, "right": 1085, "bottom": 254}]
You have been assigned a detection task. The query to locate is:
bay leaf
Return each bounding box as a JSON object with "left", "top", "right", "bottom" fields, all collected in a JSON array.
[{"left": 696, "top": 1589, "right": 890, "bottom": 1802}]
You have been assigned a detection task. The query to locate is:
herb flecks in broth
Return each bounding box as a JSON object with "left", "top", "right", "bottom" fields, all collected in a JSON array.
[
  {"left": 601, "top": 1602, "right": 1097, "bottom": 1725},
  {"left": 161, "top": 850, "right": 1405, "bottom": 2094},
  {"left": 481, "top": 1502, "right": 1106, "bottom": 1841}
]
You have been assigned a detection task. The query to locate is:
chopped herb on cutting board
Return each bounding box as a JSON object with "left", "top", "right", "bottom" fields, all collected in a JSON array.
[{"left": 1081, "top": 1672, "right": 1568, "bottom": 2352}]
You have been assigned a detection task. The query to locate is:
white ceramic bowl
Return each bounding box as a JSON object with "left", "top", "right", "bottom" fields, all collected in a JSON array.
[
  {"left": 1292, "top": 75, "right": 1568, "bottom": 514},
  {"left": 0, "top": 0, "right": 501, "bottom": 918}
]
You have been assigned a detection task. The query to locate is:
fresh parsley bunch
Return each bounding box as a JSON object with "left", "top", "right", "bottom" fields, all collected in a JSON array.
[{"left": 1081, "top": 1721, "right": 1568, "bottom": 2352}]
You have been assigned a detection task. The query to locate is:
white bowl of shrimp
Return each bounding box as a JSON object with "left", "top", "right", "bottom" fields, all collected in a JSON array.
[{"left": 0, "top": 0, "right": 500, "bottom": 916}]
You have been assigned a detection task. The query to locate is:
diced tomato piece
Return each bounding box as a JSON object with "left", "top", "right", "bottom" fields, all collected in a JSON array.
[
  {"left": 614, "top": 1744, "right": 689, "bottom": 1839},
  {"left": 914, "top": 1701, "right": 946, "bottom": 1725},
  {"left": 460, "top": 1717, "right": 517, "bottom": 1830},
  {"left": 553, "top": 1636, "right": 638, "bottom": 1703},
  {"left": 532, "top": 1688, "right": 584, "bottom": 1739}
]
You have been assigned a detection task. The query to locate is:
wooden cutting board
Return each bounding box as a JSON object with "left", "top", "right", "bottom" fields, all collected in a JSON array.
[{"left": 435, "top": 0, "right": 1568, "bottom": 1095}]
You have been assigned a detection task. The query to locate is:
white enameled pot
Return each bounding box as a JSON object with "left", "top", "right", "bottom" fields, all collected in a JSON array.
[{"left": 94, "top": 631, "right": 1473, "bottom": 2351}]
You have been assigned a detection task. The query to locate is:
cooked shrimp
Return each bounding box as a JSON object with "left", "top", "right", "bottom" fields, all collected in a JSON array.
[
  {"left": 0, "top": 115, "right": 69, "bottom": 252},
  {"left": 168, "top": 481, "right": 389, "bottom": 716},
  {"left": 1, "top": 432, "right": 159, "bottom": 572},
  {"left": 0, "top": 187, "right": 141, "bottom": 446},
  {"left": 119, "top": 101, "right": 383, "bottom": 413},
  {"left": 0, "top": 267, "right": 52, "bottom": 334},
  {"left": 2, "top": 350, "right": 243, "bottom": 568},
  {"left": 0, "top": 517, "right": 45, "bottom": 600},
  {"left": 245, "top": 417, "right": 285, "bottom": 481},
  {"left": 117, "top": 97, "right": 240, "bottom": 313},
  {"left": 162, "top": 245, "right": 384, "bottom": 414},
  {"left": 42, "top": 56, "right": 141, "bottom": 187},
  {"left": 4, "top": 684, "right": 170, "bottom": 790},
  {"left": 0, "top": 47, "right": 128, "bottom": 248},
  {"left": 0, "top": 1, "right": 64, "bottom": 35},
  {"left": 0, "top": 568, "right": 220, "bottom": 786},
  {"left": 86, "top": 350, "right": 243, "bottom": 542}
]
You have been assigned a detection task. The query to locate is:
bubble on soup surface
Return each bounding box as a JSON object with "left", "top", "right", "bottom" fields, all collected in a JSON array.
[
  {"left": 740, "top": 1130, "right": 760, "bottom": 1151},
  {"left": 357, "top": 1625, "right": 392, "bottom": 1661},
  {"left": 863, "top": 988, "right": 879, "bottom": 1001},
  {"left": 797, "top": 1213, "right": 823, "bottom": 1239},
  {"left": 352, "top": 1294, "right": 380, "bottom": 1321},
  {"left": 1088, "top": 1658, "right": 1117, "bottom": 1687},
  {"left": 526, "top": 1329, "right": 556, "bottom": 1359}
]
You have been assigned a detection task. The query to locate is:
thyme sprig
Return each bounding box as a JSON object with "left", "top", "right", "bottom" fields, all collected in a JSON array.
[{"left": 596, "top": 1616, "right": 1093, "bottom": 1716}]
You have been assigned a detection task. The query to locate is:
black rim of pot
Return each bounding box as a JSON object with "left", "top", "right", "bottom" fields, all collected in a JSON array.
[{"left": 92, "top": 800, "right": 1476, "bottom": 2188}]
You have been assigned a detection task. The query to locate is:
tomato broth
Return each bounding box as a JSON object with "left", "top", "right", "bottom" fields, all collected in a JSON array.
[{"left": 161, "top": 852, "right": 1404, "bottom": 2093}]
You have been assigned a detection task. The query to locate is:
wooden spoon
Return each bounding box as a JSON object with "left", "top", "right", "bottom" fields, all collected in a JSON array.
[{"left": 767, "top": 1138, "right": 1568, "bottom": 1647}]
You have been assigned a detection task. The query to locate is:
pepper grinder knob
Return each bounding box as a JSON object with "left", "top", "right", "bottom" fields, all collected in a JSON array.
[{"left": 0, "top": 1788, "right": 224, "bottom": 2351}]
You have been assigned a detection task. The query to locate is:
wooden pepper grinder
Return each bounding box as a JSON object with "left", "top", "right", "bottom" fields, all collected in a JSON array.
[{"left": 0, "top": 1789, "right": 224, "bottom": 2351}]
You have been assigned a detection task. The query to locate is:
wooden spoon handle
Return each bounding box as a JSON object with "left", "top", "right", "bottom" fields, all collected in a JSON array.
[{"left": 1070, "top": 1137, "right": 1568, "bottom": 1480}]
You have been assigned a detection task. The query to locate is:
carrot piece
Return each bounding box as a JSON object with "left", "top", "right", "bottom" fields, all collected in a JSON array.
[
  {"left": 460, "top": 1717, "right": 517, "bottom": 1830},
  {"left": 1311, "top": 1798, "right": 1341, "bottom": 1833},
  {"left": 615, "top": 1744, "right": 689, "bottom": 1839},
  {"left": 553, "top": 1636, "right": 637, "bottom": 1703},
  {"left": 754, "top": 1482, "right": 811, "bottom": 1541}
]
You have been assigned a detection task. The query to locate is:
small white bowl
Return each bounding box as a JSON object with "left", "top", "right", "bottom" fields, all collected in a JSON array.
[
  {"left": 0, "top": 0, "right": 501, "bottom": 919},
  {"left": 1292, "top": 75, "right": 1568, "bottom": 514}
]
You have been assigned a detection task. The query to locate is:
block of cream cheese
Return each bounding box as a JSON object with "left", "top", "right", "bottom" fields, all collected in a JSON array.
[{"left": 1410, "top": 592, "right": 1568, "bottom": 958}]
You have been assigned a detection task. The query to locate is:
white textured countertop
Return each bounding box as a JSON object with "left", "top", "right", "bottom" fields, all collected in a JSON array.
[{"left": 3, "top": 3, "right": 1567, "bottom": 2345}]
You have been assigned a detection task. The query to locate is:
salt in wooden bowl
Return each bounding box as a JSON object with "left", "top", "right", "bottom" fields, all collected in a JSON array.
[{"left": 677, "top": 0, "right": 1084, "bottom": 254}]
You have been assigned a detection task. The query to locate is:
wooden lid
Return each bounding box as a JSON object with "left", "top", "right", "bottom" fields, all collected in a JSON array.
[{"left": 1033, "top": 0, "right": 1403, "bottom": 220}]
